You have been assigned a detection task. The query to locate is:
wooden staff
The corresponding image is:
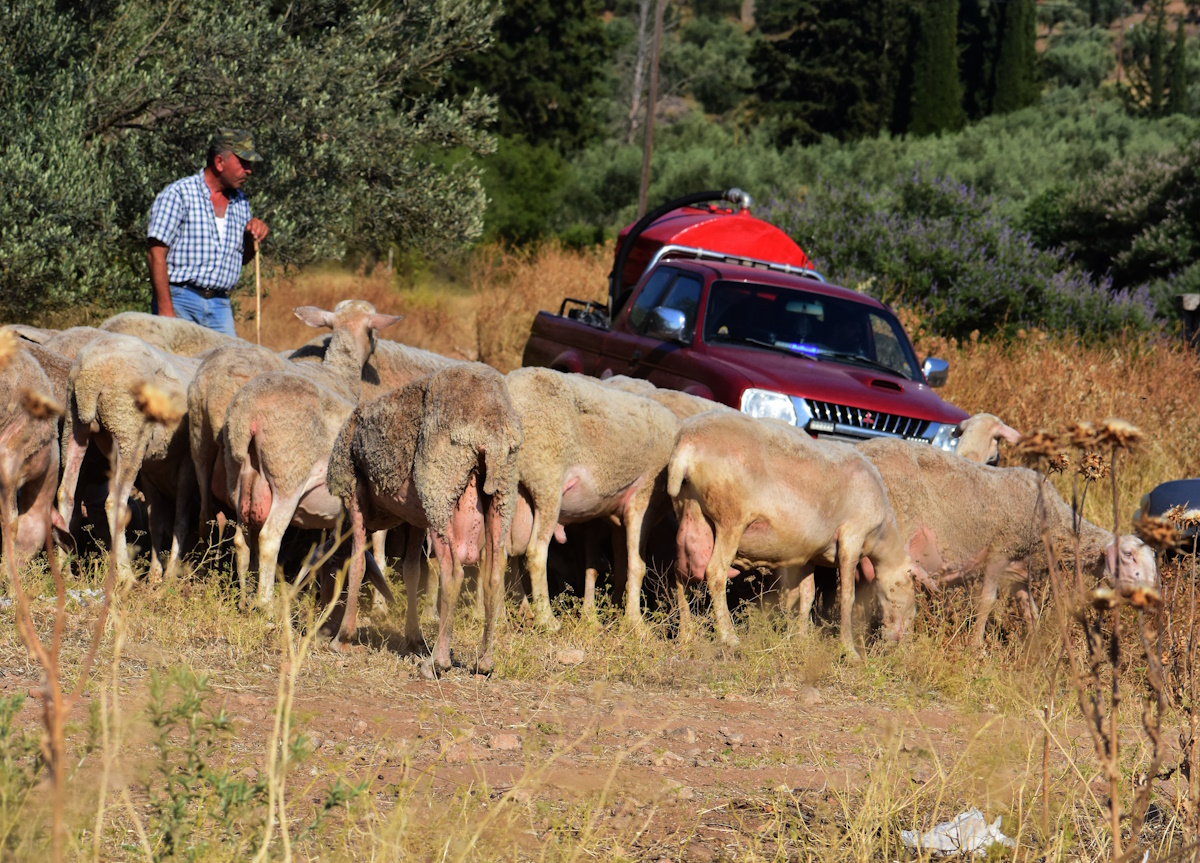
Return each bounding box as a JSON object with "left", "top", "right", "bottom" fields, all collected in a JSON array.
[{"left": 254, "top": 237, "right": 261, "bottom": 345}]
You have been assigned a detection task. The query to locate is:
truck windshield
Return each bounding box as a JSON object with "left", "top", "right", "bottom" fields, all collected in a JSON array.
[{"left": 703, "top": 281, "right": 921, "bottom": 381}]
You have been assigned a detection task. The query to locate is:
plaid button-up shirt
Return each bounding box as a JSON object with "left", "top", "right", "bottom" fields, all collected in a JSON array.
[{"left": 147, "top": 169, "right": 252, "bottom": 293}]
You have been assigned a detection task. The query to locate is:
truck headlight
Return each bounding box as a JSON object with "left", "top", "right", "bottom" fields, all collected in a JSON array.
[
  {"left": 740, "top": 388, "right": 797, "bottom": 425},
  {"left": 928, "top": 423, "right": 960, "bottom": 453}
]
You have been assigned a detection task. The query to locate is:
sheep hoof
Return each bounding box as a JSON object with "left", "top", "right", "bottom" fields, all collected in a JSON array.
[
  {"left": 474, "top": 657, "right": 494, "bottom": 676},
  {"left": 580, "top": 609, "right": 601, "bottom": 629},
  {"left": 534, "top": 611, "right": 561, "bottom": 633},
  {"left": 841, "top": 645, "right": 864, "bottom": 665},
  {"left": 418, "top": 659, "right": 438, "bottom": 680},
  {"left": 330, "top": 639, "right": 365, "bottom": 655},
  {"left": 405, "top": 636, "right": 430, "bottom": 657}
]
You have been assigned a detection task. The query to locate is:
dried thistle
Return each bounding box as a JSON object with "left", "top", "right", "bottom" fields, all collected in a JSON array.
[
  {"left": 1133, "top": 512, "right": 1178, "bottom": 552},
  {"left": 1015, "top": 429, "right": 1062, "bottom": 461},
  {"left": 133, "top": 383, "right": 183, "bottom": 425},
  {"left": 20, "top": 389, "right": 63, "bottom": 420},
  {"left": 0, "top": 329, "right": 16, "bottom": 373},
  {"left": 1089, "top": 586, "right": 1119, "bottom": 610},
  {"left": 1066, "top": 421, "right": 1100, "bottom": 450},
  {"left": 1048, "top": 452, "right": 1071, "bottom": 474},
  {"left": 1125, "top": 586, "right": 1162, "bottom": 609},
  {"left": 1079, "top": 451, "right": 1109, "bottom": 482},
  {"left": 1164, "top": 504, "right": 1200, "bottom": 530},
  {"left": 1098, "top": 418, "right": 1144, "bottom": 450}
]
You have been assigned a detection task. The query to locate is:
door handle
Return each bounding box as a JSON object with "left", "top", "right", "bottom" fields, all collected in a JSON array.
[{"left": 630, "top": 350, "right": 642, "bottom": 364}]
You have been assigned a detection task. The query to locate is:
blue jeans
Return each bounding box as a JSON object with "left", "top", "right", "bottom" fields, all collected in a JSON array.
[{"left": 152, "top": 285, "right": 237, "bottom": 337}]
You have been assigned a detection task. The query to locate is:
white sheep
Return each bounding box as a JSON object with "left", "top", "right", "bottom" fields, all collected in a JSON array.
[
  {"left": 219, "top": 301, "right": 401, "bottom": 606},
  {"left": 504, "top": 367, "right": 682, "bottom": 630},
  {"left": 667, "top": 411, "right": 918, "bottom": 658},
  {"left": 56, "top": 333, "right": 200, "bottom": 583},
  {"left": 858, "top": 438, "right": 1157, "bottom": 646},
  {"left": 953, "top": 412, "right": 1022, "bottom": 465},
  {"left": 100, "top": 311, "right": 241, "bottom": 357}
]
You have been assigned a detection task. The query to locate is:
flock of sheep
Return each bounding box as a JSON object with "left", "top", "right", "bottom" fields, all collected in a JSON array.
[{"left": 0, "top": 300, "right": 1161, "bottom": 675}]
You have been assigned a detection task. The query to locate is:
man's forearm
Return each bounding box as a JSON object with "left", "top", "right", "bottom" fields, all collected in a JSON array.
[{"left": 148, "top": 245, "right": 174, "bottom": 316}]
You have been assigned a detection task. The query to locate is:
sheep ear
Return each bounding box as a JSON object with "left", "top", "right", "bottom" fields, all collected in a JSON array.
[
  {"left": 367, "top": 313, "right": 403, "bottom": 332},
  {"left": 995, "top": 422, "right": 1022, "bottom": 445},
  {"left": 294, "top": 306, "right": 335, "bottom": 329},
  {"left": 1104, "top": 541, "right": 1119, "bottom": 578}
]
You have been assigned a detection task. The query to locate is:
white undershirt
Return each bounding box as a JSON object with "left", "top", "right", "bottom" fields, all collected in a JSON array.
[{"left": 214, "top": 214, "right": 227, "bottom": 244}]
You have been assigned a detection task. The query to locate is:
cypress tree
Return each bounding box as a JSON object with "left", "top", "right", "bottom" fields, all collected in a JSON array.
[
  {"left": 991, "top": 0, "right": 1038, "bottom": 114},
  {"left": 909, "top": 0, "right": 965, "bottom": 135},
  {"left": 1168, "top": 15, "right": 1189, "bottom": 115},
  {"left": 1149, "top": 0, "right": 1168, "bottom": 114}
]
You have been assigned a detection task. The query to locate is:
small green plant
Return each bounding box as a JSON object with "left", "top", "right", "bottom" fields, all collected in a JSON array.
[{"left": 0, "top": 694, "right": 45, "bottom": 853}]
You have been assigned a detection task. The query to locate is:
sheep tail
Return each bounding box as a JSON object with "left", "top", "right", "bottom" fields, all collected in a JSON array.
[{"left": 666, "top": 442, "right": 691, "bottom": 498}]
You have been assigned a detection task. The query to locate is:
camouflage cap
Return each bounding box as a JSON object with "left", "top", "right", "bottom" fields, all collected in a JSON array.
[{"left": 209, "top": 128, "right": 263, "bottom": 163}]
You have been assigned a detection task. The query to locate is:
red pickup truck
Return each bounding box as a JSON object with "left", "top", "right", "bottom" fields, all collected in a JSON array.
[{"left": 521, "top": 190, "right": 968, "bottom": 448}]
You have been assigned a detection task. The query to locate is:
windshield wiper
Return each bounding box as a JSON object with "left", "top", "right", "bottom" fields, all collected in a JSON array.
[
  {"left": 814, "top": 349, "right": 907, "bottom": 378},
  {"left": 722, "top": 336, "right": 907, "bottom": 379}
]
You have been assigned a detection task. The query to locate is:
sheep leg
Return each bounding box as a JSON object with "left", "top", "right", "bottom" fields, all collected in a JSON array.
[
  {"left": 706, "top": 524, "right": 744, "bottom": 647},
  {"left": 622, "top": 494, "right": 653, "bottom": 632},
  {"left": 141, "top": 481, "right": 167, "bottom": 584},
  {"left": 332, "top": 489, "right": 369, "bottom": 652},
  {"left": 370, "top": 530, "right": 390, "bottom": 612},
  {"left": 55, "top": 412, "right": 90, "bottom": 572},
  {"left": 233, "top": 524, "right": 252, "bottom": 608},
  {"left": 837, "top": 533, "right": 866, "bottom": 662},
  {"left": 105, "top": 448, "right": 139, "bottom": 587},
  {"left": 673, "top": 569, "right": 695, "bottom": 641},
  {"left": 401, "top": 526, "right": 428, "bottom": 655},
  {"left": 971, "top": 558, "right": 1021, "bottom": 649},
  {"left": 780, "top": 564, "right": 817, "bottom": 636},
  {"left": 524, "top": 506, "right": 561, "bottom": 632},
  {"left": 424, "top": 529, "right": 439, "bottom": 618},
  {"left": 193, "top": 428, "right": 216, "bottom": 535},
  {"left": 254, "top": 485, "right": 305, "bottom": 607},
  {"left": 581, "top": 522, "right": 603, "bottom": 623},
  {"left": 428, "top": 535, "right": 464, "bottom": 676},
  {"left": 474, "top": 501, "right": 507, "bottom": 675},
  {"left": 164, "top": 460, "right": 195, "bottom": 581}
]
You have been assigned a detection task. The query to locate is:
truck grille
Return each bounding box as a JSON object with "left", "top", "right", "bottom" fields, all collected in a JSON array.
[{"left": 805, "top": 400, "right": 930, "bottom": 440}]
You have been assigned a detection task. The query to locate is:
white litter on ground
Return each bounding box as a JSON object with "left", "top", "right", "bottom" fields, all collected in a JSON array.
[{"left": 900, "top": 808, "right": 1016, "bottom": 857}]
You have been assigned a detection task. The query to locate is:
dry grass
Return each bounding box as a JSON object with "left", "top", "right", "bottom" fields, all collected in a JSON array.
[{"left": 906, "top": 320, "right": 1200, "bottom": 530}]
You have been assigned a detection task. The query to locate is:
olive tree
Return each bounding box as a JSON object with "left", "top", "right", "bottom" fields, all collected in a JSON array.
[{"left": 0, "top": 0, "right": 498, "bottom": 319}]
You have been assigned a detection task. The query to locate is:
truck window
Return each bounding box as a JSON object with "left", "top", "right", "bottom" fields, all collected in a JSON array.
[
  {"left": 657, "top": 273, "right": 703, "bottom": 336},
  {"left": 703, "top": 281, "right": 921, "bottom": 380},
  {"left": 627, "top": 267, "right": 680, "bottom": 333}
]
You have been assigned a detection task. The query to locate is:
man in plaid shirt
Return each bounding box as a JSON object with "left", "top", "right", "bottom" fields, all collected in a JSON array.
[{"left": 147, "top": 129, "right": 270, "bottom": 336}]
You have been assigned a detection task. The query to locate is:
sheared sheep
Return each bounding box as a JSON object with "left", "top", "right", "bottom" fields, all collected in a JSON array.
[
  {"left": 56, "top": 333, "right": 200, "bottom": 583},
  {"left": 667, "top": 411, "right": 918, "bottom": 658},
  {"left": 220, "top": 301, "right": 401, "bottom": 606},
  {"left": 326, "top": 363, "right": 522, "bottom": 670},
  {"left": 0, "top": 333, "right": 65, "bottom": 563},
  {"left": 600, "top": 375, "right": 726, "bottom": 421},
  {"left": 41, "top": 327, "right": 107, "bottom": 363},
  {"left": 954, "top": 412, "right": 1022, "bottom": 465},
  {"left": 100, "top": 311, "right": 240, "bottom": 357},
  {"left": 857, "top": 438, "right": 1157, "bottom": 647},
  {"left": 504, "top": 367, "right": 680, "bottom": 630}
]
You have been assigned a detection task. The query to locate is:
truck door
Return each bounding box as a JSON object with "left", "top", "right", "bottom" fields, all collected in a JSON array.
[{"left": 596, "top": 267, "right": 705, "bottom": 391}]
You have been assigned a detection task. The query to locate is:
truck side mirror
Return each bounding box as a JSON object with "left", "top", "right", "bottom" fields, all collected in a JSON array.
[
  {"left": 645, "top": 307, "right": 690, "bottom": 344},
  {"left": 922, "top": 357, "right": 949, "bottom": 388}
]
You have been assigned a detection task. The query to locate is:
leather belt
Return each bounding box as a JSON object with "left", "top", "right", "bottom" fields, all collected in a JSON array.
[{"left": 175, "top": 284, "right": 228, "bottom": 300}]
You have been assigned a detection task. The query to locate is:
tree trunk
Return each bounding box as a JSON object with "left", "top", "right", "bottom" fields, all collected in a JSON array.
[{"left": 625, "top": 0, "right": 653, "bottom": 145}]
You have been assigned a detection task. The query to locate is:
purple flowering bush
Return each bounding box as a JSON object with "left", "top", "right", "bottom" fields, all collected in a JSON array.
[{"left": 762, "top": 170, "right": 1154, "bottom": 339}]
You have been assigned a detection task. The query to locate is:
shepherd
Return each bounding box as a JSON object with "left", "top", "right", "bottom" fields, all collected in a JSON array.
[{"left": 146, "top": 128, "right": 270, "bottom": 336}]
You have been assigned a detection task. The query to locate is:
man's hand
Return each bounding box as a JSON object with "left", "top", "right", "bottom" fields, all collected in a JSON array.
[{"left": 246, "top": 218, "right": 269, "bottom": 243}]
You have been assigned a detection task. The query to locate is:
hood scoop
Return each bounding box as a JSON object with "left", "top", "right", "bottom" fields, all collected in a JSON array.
[{"left": 869, "top": 378, "right": 903, "bottom": 392}]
